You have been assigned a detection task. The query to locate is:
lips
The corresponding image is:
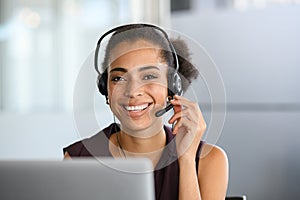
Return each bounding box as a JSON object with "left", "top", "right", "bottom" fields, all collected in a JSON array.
[
  {"left": 124, "top": 103, "right": 149, "bottom": 112},
  {"left": 121, "top": 103, "right": 153, "bottom": 117}
]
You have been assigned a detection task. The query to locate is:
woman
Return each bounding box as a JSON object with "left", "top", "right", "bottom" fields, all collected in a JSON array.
[{"left": 64, "top": 24, "right": 228, "bottom": 200}]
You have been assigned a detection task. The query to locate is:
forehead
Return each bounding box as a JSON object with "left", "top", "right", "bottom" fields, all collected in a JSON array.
[{"left": 109, "top": 40, "right": 166, "bottom": 70}]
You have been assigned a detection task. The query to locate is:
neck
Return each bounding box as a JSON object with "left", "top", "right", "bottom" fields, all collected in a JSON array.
[{"left": 118, "top": 127, "right": 166, "bottom": 154}]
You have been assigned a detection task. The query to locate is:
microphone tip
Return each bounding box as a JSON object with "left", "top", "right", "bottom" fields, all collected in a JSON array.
[
  {"left": 155, "top": 109, "right": 165, "bottom": 117},
  {"left": 155, "top": 104, "right": 173, "bottom": 117}
]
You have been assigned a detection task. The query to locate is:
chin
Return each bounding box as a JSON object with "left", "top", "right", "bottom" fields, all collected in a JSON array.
[{"left": 119, "top": 117, "right": 164, "bottom": 138}]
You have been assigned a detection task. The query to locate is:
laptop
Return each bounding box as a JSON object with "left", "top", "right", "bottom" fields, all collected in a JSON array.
[{"left": 0, "top": 158, "right": 155, "bottom": 200}]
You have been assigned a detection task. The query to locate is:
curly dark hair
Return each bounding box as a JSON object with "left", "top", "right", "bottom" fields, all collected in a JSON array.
[{"left": 101, "top": 24, "right": 199, "bottom": 92}]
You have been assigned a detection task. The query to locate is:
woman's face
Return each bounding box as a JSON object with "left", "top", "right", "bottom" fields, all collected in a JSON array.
[{"left": 107, "top": 39, "right": 168, "bottom": 134}]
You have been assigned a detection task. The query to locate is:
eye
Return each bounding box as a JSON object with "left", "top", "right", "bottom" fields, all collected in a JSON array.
[
  {"left": 111, "top": 76, "right": 126, "bottom": 82},
  {"left": 143, "top": 74, "right": 157, "bottom": 80}
]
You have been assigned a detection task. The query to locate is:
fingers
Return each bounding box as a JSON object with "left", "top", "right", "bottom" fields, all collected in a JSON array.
[
  {"left": 168, "top": 95, "right": 206, "bottom": 134},
  {"left": 172, "top": 115, "right": 193, "bottom": 135},
  {"left": 169, "top": 95, "right": 203, "bottom": 122},
  {"left": 168, "top": 107, "right": 194, "bottom": 124},
  {"left": 169, "top": 96, "right": 208, "bottom": 158}
]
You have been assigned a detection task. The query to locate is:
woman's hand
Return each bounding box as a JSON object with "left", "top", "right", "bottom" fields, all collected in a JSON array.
[{"left": 169, "top": 95, "right": 207, "bottom": 162}]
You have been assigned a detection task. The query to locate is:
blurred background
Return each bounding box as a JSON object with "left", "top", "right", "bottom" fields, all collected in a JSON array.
[{"left": 1, "top": 0, "right": 300, "bottom": 199}]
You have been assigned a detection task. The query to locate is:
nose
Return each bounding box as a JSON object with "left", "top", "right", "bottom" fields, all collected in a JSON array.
[{"left": 123, "top": 79, "right": 144, "bottom": 98}]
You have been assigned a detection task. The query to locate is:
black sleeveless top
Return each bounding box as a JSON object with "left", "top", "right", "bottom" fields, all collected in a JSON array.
[{"left": 63, "top": 123, "right": 204, "bottom": 200}]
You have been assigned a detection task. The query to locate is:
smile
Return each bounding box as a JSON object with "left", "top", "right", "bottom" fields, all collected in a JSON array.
[{"left": 123, "top": 103, "right": 151, "bottom": 112}]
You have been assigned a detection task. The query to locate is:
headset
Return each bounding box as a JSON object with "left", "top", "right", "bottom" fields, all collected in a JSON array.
[{"left": 94, "top": 23, "right": 182, "bottom": 117}]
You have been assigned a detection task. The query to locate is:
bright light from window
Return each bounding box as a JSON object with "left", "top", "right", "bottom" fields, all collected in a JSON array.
[
  {"left": 19, "top": 7, "right": 41, "bottom": 28},
  {"left": 233, "top": 0, "right": 300, "bottom": 11}
]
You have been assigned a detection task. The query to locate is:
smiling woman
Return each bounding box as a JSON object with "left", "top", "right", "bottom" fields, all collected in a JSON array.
[
  {"left": 63, "top": 24, "right": 228, "bottom": 200},
  {"left": 108, "top": 42, "right": 169, "bottom": 136}
]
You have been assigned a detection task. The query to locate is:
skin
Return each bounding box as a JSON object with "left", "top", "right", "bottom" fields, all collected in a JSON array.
[{"left": 65, "top": 39, "right": 228, "bottom": 200}]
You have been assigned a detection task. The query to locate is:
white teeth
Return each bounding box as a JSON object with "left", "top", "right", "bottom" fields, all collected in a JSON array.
[{"left": 124, "top": 104, "right": 148, "bottom": 111}]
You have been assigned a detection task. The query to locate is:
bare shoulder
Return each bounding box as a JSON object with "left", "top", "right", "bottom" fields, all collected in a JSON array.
[
  {"left": 197, "top": 143, "right": 229, "bottom": 199},
  {"left": 63, "top": 151, "right": 72, "bottom": 160},
  {"left": 199, "top": 143, "right": 228, "bottom": 168}
]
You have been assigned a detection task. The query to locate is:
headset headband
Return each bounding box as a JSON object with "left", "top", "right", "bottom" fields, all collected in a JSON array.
[{"left": 94, "top": 23, "right": 179, "bottom": 75}]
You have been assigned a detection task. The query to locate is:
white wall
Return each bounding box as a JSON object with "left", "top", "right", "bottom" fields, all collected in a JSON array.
[
  {"left": 171, "top": 5, "right": 300, "bottom": 200},
  {"left": 0, "top": 113, "right": 78, "bottom": 159},
  {"left": 172, "top": 6, "right": 300, "bottom": 104}
]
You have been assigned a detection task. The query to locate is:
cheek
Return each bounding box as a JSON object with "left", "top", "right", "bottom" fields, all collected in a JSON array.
[
  {"left": 107, "top": 84, "right": 121, "bottom": 110},
  {"left": 107, "top": 83, "right": 114, "bottom": 97},
  {"left": 107, "top": 83, "right": 122, "bottom": 98},
  {"left": 147, "top": 83, "right": 168, "bottom": 100}
]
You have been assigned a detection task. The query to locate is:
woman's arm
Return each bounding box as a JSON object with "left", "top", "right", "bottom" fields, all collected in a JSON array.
[
  {"left": 169, "top": 95, "right": 205, "bottom": 200},
  {"left": 198, "top": 144, "right": 229, "bottom": 200},
  {"left": 170, "top": 95, "right": 228, "bottom": 199},
  {"left": 178, "top": 156, "right": 201, "bottom": 200},
  {"left": 178, "top": 144, "right": 228, "bottom": 200}
]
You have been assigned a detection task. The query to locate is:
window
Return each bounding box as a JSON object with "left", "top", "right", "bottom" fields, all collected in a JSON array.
[{"left": 0, "top": 0, "right": 131, "bottom": 112}]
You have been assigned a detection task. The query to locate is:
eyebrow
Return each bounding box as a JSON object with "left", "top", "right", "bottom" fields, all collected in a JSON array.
[
  {"left": 109, "top": 67, "right": 127, "bottom": 73},
  {"left": 109, "top": 66, "right": 160, "bottom": 73},
  {"left": 138, "top": 66, "right": 160, "bottom": 72}
]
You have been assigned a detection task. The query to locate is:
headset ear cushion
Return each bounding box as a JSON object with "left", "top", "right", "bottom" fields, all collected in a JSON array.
[
  {"left": 98, "top": 72, "right": 108, "bottom": 96},
  {"left": 167, "top": 71, "right": 174, "bottom": 97},
  {"left": 168, "top": 72, "right": 183, "bottom": 97},
  {"left": 173, "top": 72, "right": 183, "bottom": 96}
]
